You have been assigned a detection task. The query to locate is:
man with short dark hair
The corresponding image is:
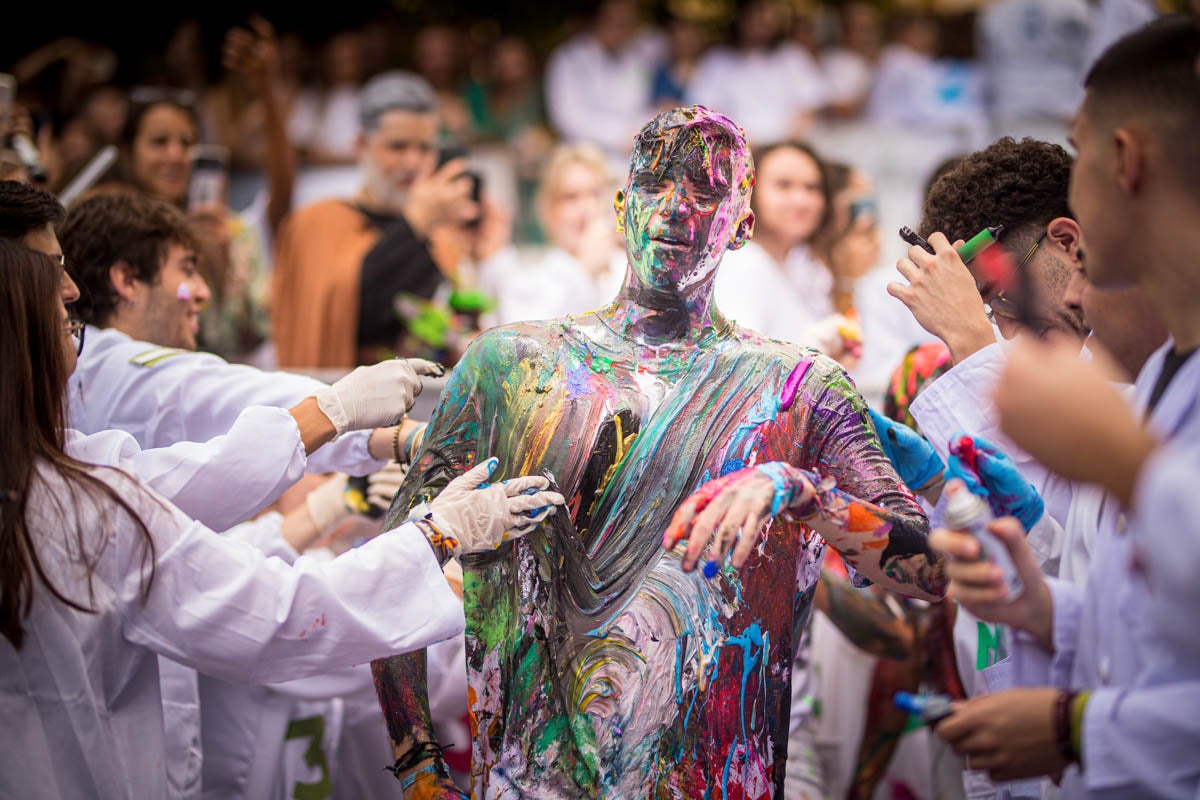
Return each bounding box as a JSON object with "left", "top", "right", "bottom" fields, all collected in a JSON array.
[
  {"left": 931, "top": 17, "right": 1200, "bottom": 798},
  {"left": 271, "top": 70, "right": 481, "bottom": 369},
  {"left": 0, "top": 180, "right": 79, "bottom": 303}
]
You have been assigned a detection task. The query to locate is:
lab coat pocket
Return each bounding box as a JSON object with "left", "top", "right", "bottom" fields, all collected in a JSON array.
[{"left": 981, "top": 656, "right": 1014, "bottom": 695}]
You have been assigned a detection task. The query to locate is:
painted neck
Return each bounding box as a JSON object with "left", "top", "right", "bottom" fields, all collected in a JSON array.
[{"left": 596, "top": 268, "right": 729, "bottom": 347}]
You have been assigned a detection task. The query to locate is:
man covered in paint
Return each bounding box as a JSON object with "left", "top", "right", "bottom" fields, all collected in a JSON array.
[{"left": 372, "top": 106, "right": 946, "bottom": 800}]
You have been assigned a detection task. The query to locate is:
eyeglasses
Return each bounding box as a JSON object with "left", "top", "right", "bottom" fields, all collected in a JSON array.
[
  {"left": 986, "top": 231, "right": 1048, "bottom": 322},
  {"left": 65, "top": 319, "right": 86, "bottom": 357}
]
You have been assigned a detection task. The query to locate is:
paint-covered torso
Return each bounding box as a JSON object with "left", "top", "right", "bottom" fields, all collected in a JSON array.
[{"left": 392, "top": 315, "right": 918, "bottom": 799}]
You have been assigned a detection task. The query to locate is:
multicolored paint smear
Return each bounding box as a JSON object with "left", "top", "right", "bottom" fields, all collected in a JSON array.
[{"left": 372, "top": 107, "right": 941, "bottom": 800}]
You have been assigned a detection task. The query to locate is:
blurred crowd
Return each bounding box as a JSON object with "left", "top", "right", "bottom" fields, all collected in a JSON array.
[
  {"left": 1, "top": 0, "right": 1166, "bottom": 392},
  {"left": 3, "top": 3, "right": 1198, "bottom": 800}
]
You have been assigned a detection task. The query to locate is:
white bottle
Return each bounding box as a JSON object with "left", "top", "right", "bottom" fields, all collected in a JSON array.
[{"left": 944, "top": 483, "right": 1024, "bottom": 601}]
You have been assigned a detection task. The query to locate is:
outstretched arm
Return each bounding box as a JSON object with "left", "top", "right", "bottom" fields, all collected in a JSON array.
[{"left": 665, "top": 461, "right": 946, "bottom": 600}]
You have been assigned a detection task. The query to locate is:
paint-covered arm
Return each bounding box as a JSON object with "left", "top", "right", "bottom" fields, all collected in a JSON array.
[
  {"left": 370, "top": 338, "right": 488, "bottom": 792},
  {"left": 805, "top": 360, "right": 947, "bottom": 600},
  {"left": 816, "top": 566, "right": 914, "bottom": 660}
]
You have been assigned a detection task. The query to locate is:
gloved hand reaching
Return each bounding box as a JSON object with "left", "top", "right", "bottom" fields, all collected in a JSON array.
[
  {"left": 868, "top": 407, "right": 945, "bottom": 491},
  {"left": 343, "top": 462, "right": 408, "bottom": 520},
  {"left": 314, "top": 358, "right": 445, "bottom": 436},
  {"left": 945, "top": 433, "right": 1045, "bottom": 532},
  {"left": 411, "top": 457, "right": 565, "bottom": 561}
]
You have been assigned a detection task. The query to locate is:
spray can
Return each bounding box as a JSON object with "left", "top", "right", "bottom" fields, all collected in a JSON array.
[{"left": 944, "top": 482, "right": 1024, "bottom": 601}]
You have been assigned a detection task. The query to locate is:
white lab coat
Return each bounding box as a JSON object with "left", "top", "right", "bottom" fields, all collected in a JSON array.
[
  {"left": 909, "top": 340, "right": 1100, "bottom": 800},
  {"left": 65, "top": 326, "right": 389, "bottom": 799},
  {"left": 1013, "top": 341, "right": 1200, "bottom": 800},
  {"left": 68, "top": 326, "right": 386, "bottom": 483},
  {"left": 0, "top": 437, "right": 463, "bottom": 800}
]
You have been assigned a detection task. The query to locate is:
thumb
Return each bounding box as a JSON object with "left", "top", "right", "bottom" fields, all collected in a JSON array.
[{"left": 987, "top": 516, "right": 1042, "bottom": 585}]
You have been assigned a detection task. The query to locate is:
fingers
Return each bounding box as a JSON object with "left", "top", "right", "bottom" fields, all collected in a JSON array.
[
  {"left": 895, "top": 256, "right": 921, "bottom": 282},
  {"left": 928, "top": 527, "right": 982, "bottom": 561},
  {"left": 663, "top": 500, "right": 699, "bottom": 550},
  {"left": 434, "top": 157, "right": 469, "bottom": 182},
  {"left": 682, "top": 495, "right": 731, "bottom": 571},
  {"left": 405, "top": 358, "right": 446, "bottom": 378},
  {"left": 987, "top": 516, "right": 1043, "bottom": 583},
  {"left": 885, "top": 281, "right": 914, "bottom": 304},
  {"left": 500, "top": 475, "right": 550, "bottom": 495},
  {"left": 731, "top": 512, "right": 767, "bottom": 568},
  {"left": 507, "top": 491, "right": 565, "bottom": 514},
  {"left": 928, "top": 231, "right": 953, "bottom": 252}
]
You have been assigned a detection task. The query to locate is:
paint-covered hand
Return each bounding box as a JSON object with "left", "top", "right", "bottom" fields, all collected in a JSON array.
[
  {"left": 427, "top": 457, "right": 565, "bottom": 556},
  {"left": 869, "top": 408, "right": 944, "bottom": 491},
  {"left": 664, "top": 463, "right": 819, "bottom": 573},
  {"left": 946, "top": 434, "right": 1044, "bottom": 531},
  {"left": 316, "top": 358, "right": 445, "bottom": 436},
  {"left": 935, "top": 688, "right": 1068, "bottom": 783}
]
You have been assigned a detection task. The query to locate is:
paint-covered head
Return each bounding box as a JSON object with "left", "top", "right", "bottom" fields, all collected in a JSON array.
[{"left": 615, "top": 106, "right": 755, "bottom": 294}]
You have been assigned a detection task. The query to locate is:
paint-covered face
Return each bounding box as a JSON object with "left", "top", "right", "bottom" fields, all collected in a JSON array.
[{"left": 616, "top": 108, "right": 754, "bottom": 294}]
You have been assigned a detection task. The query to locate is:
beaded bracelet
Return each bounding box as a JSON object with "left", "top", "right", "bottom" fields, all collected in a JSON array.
[{"left": 391, "top": 425, "right": 403, "bottom": 463}]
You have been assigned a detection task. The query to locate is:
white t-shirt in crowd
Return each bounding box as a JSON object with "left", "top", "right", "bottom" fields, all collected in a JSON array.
[
  {"left": 821, "top": 47, "right": 875, "bottom": 108},
  {"left": 288, "top": 85, "right": 361, "bottom": 162}
]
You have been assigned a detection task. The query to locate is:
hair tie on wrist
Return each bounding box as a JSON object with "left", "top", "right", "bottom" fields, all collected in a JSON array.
[{"left": 391, "top": 425, "right": 403, "bottom": 463}]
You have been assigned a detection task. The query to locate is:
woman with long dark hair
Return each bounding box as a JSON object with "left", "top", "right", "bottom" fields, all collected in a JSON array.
[{"left": 0, "top": 239, "right": 562, "bottom": 797}]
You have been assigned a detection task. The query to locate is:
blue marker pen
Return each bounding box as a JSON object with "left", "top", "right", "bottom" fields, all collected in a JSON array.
[{"left": 894, "top": 691, "right": 955, "bottom": 725}]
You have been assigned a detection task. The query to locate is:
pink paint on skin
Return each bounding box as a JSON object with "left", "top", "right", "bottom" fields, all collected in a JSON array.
[
  {"left": 778, "top": 360, "right": 812, "bottom": 411},
  {"left": 176, "top": 282, "right": 193, "bottom": 301}
]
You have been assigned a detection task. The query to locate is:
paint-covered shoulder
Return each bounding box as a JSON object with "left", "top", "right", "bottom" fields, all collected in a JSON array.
[
  {"left": 727, "top": 327, "right": 862, "bottom": 404},
  {"left": 457, "top": 320, "right": 567, "bottom": 369}
]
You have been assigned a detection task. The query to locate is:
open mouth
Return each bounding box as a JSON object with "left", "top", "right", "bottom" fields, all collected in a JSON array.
[{"left": 650, "top": 234, "right": 692, "bottom": 248}]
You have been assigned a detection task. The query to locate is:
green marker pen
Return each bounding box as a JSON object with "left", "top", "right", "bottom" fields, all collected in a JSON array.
[{"left": 957, "top": 225, "right": 1004, "bottom": 263}]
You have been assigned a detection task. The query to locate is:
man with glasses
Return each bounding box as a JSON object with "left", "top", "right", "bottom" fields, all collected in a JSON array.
[{"left": 882, "top": 136, "right": 1093, "bottom": 800}]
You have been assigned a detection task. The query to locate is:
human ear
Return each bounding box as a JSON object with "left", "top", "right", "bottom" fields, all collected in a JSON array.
[
  {"left": 1113, "top": 128, "right": 1143, "bottom": 197},
  {"left": 1046, "top": 217, "right": 1083, "bottom": 262},
  {"left": 109, "top": 260, "right": 141, "bottom": 305},
  {"left": 613, "top": 189, "right": 626, "bottom": 234},
  {"left": 728, "top": 211, "right": 755, "bottom": 251}
]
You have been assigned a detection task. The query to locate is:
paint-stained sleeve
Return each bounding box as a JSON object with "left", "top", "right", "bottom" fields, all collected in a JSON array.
[{"left": 801, "top": 357, "right": 945, "bottom": 599}]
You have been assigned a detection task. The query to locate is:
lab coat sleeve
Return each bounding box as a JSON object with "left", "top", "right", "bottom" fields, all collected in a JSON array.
[
  {"left": 125, "top": 405, "right": 307, "bottom": 532},
  {"left": 1081, "top": 683, "right": 1200, "bottom": 799},
  {"left": 117, "top": 482, "right": 464, "bottom": 685},
  {"left": 224, "top": 511, "right": 300, "bottom": 564},
  {"left": 147, "top": 354, "right": 386, "bottom": 477},
  {"left": 909, "top": 342, "right": 1076, "bottom": 529},
  {"left": 1016, "top": 577, "right": 1083, "bottom": 689}
]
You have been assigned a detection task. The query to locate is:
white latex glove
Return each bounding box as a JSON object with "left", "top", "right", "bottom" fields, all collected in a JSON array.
[
  {"left": 305, "top": 473, "right": 353, "bottom": 534},
  {"left": 424, "top": 457, "right": 566, "bottom": 555},
  {"left": 314, "top": 358, "right": 444, "bottom": 436}
]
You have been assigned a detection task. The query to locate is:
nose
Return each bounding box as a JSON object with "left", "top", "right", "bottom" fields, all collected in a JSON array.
[
  {"left": 191, "top": 273, "right": 212, "bottom": 305},
  {"left": 667, "top": 185, "right": 692, "bottom": 218},
  {"left": 61, "top": 271, "right": 81, "bottom": 305}
]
